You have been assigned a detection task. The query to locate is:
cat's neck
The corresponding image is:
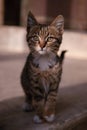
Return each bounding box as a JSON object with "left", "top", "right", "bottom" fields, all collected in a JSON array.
[{"left": 32, "top": 53, "right": 57, "bottom": 71}]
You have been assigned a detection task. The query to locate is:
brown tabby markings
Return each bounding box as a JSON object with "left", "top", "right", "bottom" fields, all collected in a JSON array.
[{"left": 21, "top": 11, "right": 66, "bottom": 123}]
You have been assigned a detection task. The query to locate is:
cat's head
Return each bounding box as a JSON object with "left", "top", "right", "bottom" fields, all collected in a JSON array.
[{"left": 26, "top": 11, "right": 64, "bottom": 55}]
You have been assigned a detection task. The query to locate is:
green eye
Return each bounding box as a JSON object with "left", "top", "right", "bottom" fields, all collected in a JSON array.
[
  {"left": 47, "top": 37, "right": 56, "bottom": 42},
  {"left": 31, "top": 36, "right": 39, "bottom": 41}
]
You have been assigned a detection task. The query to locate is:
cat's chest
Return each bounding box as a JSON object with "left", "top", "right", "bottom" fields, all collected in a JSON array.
[{"left": 33, "top": 54, "right": 57, "bottom": 71}]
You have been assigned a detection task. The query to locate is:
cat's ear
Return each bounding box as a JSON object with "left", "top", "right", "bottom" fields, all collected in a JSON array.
[
  {"left": 27, "top": 11, "right": 38, "bottom": 31},
  {"left": 51, "top": 15, "right": 64, "bottom": 34}
]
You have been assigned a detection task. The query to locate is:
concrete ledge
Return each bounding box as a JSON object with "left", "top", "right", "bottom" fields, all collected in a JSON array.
[
  {"left": 0, "top": 85, "right": 87, "bottom": 130},
  {"left": 50, "top": 110, "right": 87, "bottom": 130}
]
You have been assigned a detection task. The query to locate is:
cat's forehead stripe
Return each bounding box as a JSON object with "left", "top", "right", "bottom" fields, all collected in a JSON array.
[
  {"left": 39, "top": 26, "right": 49, "bottom": 36},
  {"left": 29, "top": 25, "right": 58, "bottom": 38}
]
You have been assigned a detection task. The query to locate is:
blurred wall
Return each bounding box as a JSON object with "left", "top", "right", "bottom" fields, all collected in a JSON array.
[
  {"left": 4, "top": 0, "right": 21, "bottom": 25},
  {"left": 0, "top": 0, "right": 4, "bottom": 25},
  {"left": 20, "top": 0, "right": 87, "bottom": 30},
  {"left": 0, "top": 0, "right": 87, "bottom": 30},
  {"left": 70, "top": 0, "right": 87, "bottom": 30},
  {"left": 20, "top": 0, "right": 47, "bottom": 26}
]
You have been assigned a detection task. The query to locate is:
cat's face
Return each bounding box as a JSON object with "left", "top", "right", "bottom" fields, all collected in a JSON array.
[{"left": 27, "top": 12, "right": 64, "bottom": 55}]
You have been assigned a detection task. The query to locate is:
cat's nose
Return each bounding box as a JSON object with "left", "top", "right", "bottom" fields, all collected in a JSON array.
[{"left": 39, "top": 42, "right": 46, "bottom": 49}]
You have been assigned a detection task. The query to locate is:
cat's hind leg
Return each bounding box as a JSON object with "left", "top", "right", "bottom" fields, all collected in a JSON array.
[
  {"left": 22, "top": 102, "right": 33, "bottom": 112},
  {"left": 22, "top": 96, "right": 34, "bottom": 112}
]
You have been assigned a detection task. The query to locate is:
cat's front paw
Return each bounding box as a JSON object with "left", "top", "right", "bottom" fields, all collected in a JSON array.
[
  {"left": 44, "top": 114, "right": 55, "bottom": 122},
  {"left": 22, "top": 102, "right": 33, "bottom": 112},
  {"left": 33, "top": 115, "right": 43, "bottom": 123}
]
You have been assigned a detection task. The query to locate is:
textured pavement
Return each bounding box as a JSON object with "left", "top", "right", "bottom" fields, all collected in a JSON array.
[{"left": 0, "top": 53, "right": 87, "bottom": 130}]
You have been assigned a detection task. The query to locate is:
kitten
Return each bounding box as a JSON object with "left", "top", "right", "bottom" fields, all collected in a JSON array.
[{"left": 21, "top": 11, "right": 66, "bottom": 123}]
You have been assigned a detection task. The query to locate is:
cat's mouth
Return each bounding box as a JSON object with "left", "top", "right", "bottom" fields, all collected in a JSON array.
[
  {"left": 35, "top": 46, "right": 47, "bottom": 55},
  {"left": 39, "top": 49, "right": 47, "bottom": 55}
]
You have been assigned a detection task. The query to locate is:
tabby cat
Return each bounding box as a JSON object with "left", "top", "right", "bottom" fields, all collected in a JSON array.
[{"left": 21, "top": 11, "right": 66, "bottom": 123}]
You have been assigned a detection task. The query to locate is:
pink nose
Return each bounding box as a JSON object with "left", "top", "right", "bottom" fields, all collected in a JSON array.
[{"left": 39, "top": 41, "right": 46, "bottom": 49}]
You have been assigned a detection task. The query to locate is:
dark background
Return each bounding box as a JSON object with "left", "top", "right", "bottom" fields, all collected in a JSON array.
[{"left": 0, "top": 0, "right": 87, "bottom": 31}]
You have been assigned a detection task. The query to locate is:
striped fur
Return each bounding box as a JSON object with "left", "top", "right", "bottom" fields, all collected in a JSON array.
[{"left": 21, "top": 12, "right": 66, "bottom": 123}]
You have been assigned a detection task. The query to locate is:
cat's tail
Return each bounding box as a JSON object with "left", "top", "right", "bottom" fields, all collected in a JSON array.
[{"left": 59, "top": 50, "right": 67, "bottom": 64}]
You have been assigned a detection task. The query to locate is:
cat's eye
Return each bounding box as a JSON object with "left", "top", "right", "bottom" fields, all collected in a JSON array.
[
  {"left": 31, "top": 36, "right": 39, "bottom": 42},
  {"left": 47, "top": 37, "right": 56, "bottom": 42}
]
